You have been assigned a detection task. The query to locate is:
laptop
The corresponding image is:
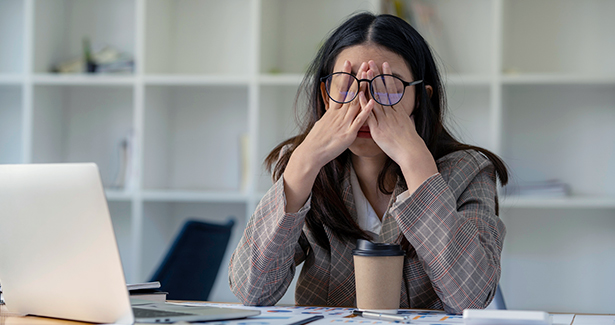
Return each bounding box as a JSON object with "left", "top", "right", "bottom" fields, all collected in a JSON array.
[{"left": 0, "top": 163, "right": 259, "bottom": 324}]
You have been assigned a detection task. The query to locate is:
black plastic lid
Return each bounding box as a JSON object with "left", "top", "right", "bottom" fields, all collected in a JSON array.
[{"left": 352, "top": 239, "right": 405, "bottom": 257}]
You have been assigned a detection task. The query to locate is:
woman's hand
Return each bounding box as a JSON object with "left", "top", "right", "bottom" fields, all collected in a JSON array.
[
  {"left": 365, "top": 60, "right": 438, "bottom": 193},
  {"left": 296, "top": 60, "right": 374, "bottom": 170},
  {"left": 283, "top": 60, "right": 374, "bottom": 213}
]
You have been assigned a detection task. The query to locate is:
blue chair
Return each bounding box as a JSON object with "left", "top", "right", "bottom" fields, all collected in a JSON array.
[
  {"left": 493, "top": 284, "right": 507, "bottom": 310},
  {"left": 150, "top": 218, "right": 235, "bottom": 301}
]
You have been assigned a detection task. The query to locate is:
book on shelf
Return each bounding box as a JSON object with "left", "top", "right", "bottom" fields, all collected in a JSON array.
[{"left": 110, "top": 131, "right": 134, "bottom": 190}]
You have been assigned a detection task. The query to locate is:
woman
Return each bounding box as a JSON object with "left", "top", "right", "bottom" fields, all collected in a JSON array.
[{"left": 229, "top": 12, "right": 508, "bottom": 314}]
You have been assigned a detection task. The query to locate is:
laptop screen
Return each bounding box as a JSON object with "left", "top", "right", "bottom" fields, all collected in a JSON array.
[{"left": 0, "top": 163, "right": 134, "bottom": 324}]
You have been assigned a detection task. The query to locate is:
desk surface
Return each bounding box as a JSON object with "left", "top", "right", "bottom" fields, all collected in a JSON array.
[{"left": 1, "top": 303, "right": 614, "bottom": 325}]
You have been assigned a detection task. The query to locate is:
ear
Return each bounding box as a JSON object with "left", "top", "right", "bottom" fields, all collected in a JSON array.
[
  {"left": 320, "top": 82, "right": 330, "bottom": 110},
  {"left": 425, "top": 85, "right": 433, "bottom": 99}
]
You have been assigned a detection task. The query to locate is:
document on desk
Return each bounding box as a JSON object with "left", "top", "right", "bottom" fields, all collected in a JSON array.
[
  {"left": 177, "top": 302, "right": 462, "bottom": 324},
  {"left": 177, "top": 302, "right": 582, "bottom": 325}
]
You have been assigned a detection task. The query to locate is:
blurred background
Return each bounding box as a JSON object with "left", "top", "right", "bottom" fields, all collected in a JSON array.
[{"left": 0, "top": 0, "right": 614, "bottom": 313}]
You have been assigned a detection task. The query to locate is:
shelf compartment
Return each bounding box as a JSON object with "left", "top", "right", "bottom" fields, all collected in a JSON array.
[
  {"left": 140, "top": 201, "right": 246, "bottom": 298},
  {"left": 33, "top": 0, "right": 136, "bottom": 74},
  {"left": 406, "top": 0, "right": 494, "bottom": 76},
  {"left": 31, "top": 85, "right": 134, "bottom": 188},
  {"left": 500, "top": 208, "right": 615, "bottom": 313},
  {"left": 0, "top": 0, "right": 25, "bottom": 74},
  {"left": 502, "top": 0, "right": 615, "bottom": 76},
  {"left": 144, "top": 0, "right": 251, "bottom": 75},
  {"left": 444, "top": 84, "right": 494, "bottom": 151},
  {"left": 108, "top": 201, "right": 133, "bottom": 282},
  {"left": 143, "top": 85, "right": 249, "bottom": 192},
  {"left": 0, "top": 74, "right": 24, "bottom": 85},
  {"left": 256, "top": 84, "right": 301, "bottom": 192},
  {"left": 0, "top": 85, "right": 23, "bottom": 164},
  {"left": 260, "top": 0, "right": 379, "bottom": 74},
  {"left": 501, "top": 84, "right": 615, "bottom": 198}
]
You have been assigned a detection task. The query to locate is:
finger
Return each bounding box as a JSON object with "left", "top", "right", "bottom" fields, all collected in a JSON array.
[
  {"left": 367, "top": 67, "right": 385, "bottom": 107},
  {"left": 368, "top": 60, "right": 392, "bottom": 106},
  {"left": 382, "top": 62, "right": 397, "bottom": 105},
  {"left": 352, "top": 93, "right": 374, "bottom": 130},
  {"left": 357, "top": 63, "right": 369, "bottom": 96},
  {"left": 359, "top": 69, "right": 369, "bottom": 101},
  {"left": 338, "top": 60, "right": 354, "bottom": 103},
  {"left": 368, "top": 60, "right": 381, "bottom": 75}
]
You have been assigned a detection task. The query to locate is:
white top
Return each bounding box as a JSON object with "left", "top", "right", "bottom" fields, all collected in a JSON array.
[{"left": 349, "top": 165, "right": 411, "bottom": 238}]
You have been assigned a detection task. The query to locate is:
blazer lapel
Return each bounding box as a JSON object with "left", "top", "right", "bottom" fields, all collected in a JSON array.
[{"left": 379, "top": 177, "right": 407, "bottom": 244}]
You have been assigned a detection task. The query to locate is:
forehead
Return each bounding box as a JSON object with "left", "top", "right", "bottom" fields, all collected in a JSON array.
[{"left": 333, "top": 44, "right": 411, "bottom": 77}]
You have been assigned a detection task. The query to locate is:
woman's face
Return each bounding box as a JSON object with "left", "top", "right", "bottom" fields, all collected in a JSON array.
[{"left": 322, "top": 44, "right": 418, "bottom": 160}]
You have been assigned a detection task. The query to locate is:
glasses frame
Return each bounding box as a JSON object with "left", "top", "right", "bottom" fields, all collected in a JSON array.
[{"left": 320, "top": 72, "right": 423, "bottom": 106}]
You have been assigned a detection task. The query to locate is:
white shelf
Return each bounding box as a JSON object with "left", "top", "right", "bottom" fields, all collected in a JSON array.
[
  {"left": 142, "top": 190, "right": 249, "bottom": 203},
  {"left": 2, "top": 0, "right": 614, "bottom": 311},
  {"left": 258, "top": 74, "right": 304, "bottom": 86},
  {"left": 143, "top": 75, "right": 250, "bottom": 86},
  {"left": 444, "top": 74, "right": 492, "bottom": 86},
  {"left": 105, "top": 189, "right": 134, "bottom": 201},
  {"left": 500, "top": 196, "right": 615, "bottom": 209},
  {"left": 501, "top": 74, "right": 615, "bottom": 85},
  {"left": 32, "top": 74, "right": 135, "bottom": 85}
]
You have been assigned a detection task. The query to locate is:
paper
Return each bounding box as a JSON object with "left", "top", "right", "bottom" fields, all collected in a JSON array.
[
  {"left": 177, "top": 303, "right": 586, "bottom": 325},
  {"left": 177, "top": 303, "right": 459, "bottom": 325},
  {"left": 572, "top": 315, "right": 615, "bottom": 325},
  {"left": 199, "top": 314, "right": 324, "bottom": 325}
]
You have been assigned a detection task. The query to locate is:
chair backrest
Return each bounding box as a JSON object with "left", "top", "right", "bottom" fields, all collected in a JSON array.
[
  {"left": 493, "top": 284, "right": 507, "bottom": 310},
  {"left": 150, "top": 218, "right": 235, "bottom": 301}
]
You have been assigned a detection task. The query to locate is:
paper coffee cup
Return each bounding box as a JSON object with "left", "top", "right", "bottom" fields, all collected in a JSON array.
[{"left": 352, "top": 239, "right": 405, "bottom": 313}]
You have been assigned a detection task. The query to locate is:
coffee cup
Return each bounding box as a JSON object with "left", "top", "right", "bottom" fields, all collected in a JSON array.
[{"left": 352, "top": 239, "right": 405, "bottom": 312}]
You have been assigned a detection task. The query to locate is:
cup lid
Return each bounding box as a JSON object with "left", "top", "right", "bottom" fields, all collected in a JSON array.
[{"left": 352, "top": 239, "right": 405, "bottom": 256}]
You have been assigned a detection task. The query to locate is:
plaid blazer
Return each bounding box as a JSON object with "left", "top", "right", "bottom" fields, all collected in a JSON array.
[{"left": 229, "top": 149, "right": 505, "bottom": 314}]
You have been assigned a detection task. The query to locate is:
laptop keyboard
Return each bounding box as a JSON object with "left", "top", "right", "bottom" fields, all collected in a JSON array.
[{"left": 132, "top": 307, "right": 194, "bottom": 318}]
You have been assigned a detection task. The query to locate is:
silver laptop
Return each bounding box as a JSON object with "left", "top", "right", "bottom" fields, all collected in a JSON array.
[{"left": 0, "top": 163, "right": 259, "bottom": 324}]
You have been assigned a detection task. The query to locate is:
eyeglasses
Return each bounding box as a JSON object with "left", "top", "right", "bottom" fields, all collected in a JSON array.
[{"left": 320, "top": 72, "right": 423, "bottom": 106}]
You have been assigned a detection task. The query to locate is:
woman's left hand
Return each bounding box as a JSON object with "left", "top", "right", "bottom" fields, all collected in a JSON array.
[{"left": 364, "top": 60, "right": 439, "bottom": 193}]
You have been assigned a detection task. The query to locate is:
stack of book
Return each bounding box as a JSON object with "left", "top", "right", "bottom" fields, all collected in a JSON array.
[{"left": 127, "top": 281, "right": 167, "bottom": 302}]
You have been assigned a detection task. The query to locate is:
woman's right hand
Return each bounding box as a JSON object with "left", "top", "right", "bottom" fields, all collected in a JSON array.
[
  {"left": 299, "top": 60, "right": 374, "bottom": 169},
  {"left": 282, "top": 60, "right": 374, "bottom": 213}
]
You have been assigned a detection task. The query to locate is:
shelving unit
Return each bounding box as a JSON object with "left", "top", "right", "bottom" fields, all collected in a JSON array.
[{"left": 0, "top": 0, "right": 613, "bottom": 312}]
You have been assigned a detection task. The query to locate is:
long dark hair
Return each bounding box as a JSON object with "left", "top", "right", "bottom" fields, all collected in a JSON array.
[{"left": 265, "top": 13, "right": 508, "bottom": 250}]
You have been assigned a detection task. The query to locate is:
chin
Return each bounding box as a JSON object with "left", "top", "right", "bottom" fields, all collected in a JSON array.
[{"left": 348, "top": 139, "right": 385, "bottom": 158}]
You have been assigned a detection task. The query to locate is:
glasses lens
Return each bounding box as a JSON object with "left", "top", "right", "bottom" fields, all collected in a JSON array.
[
  {"left": 371, "top": 75, "right": 405, "bottom": 106},
  {"left": 326, "top": 73, "right": 358, "bottom": 103}
]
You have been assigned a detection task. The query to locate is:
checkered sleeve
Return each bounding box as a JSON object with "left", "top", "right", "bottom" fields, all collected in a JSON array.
[
  {"left": 228, "top": 175, "right": 311, "bottom": 306},
  {"left": 391, "top": 150, "right": 505, "bottom": 314}
]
